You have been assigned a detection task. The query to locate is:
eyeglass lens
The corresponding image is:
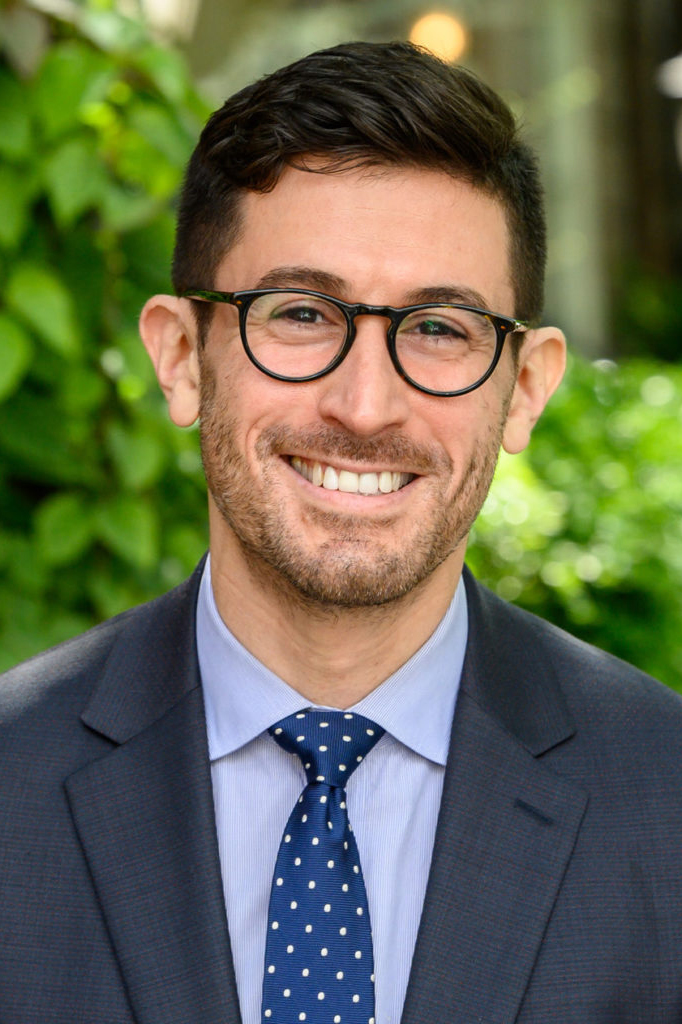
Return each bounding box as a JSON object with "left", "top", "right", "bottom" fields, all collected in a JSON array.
[{"left": 244, "top": 291, "right": 498, "bottom": 392}]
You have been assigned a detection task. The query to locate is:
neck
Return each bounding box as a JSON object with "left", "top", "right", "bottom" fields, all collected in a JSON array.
[{"left": 208, "top": 532, "right": 464, "bottom": 709}]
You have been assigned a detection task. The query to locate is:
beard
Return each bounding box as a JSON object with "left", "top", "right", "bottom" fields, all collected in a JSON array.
[{"left": 199, "top": 361, "right": 505, "bottom": 611}]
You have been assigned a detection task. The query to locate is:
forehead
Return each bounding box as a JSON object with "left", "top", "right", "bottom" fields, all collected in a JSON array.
[{"left": 219, "top": 164, "right": 513, "bottom": 311}]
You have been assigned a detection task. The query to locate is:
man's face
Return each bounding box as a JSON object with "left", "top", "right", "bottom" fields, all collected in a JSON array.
[{"left": 191, "top": 165, "right": 528, "bottom": 608}]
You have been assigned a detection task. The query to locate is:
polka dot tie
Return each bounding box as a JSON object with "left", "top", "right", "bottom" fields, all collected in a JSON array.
[{"left": 261, "top": 709, "right": 385, "bottom": 1024}]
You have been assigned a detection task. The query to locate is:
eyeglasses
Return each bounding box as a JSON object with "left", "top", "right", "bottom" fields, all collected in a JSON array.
[{"left": 181, "top": 287, "right": 529, "bottom": 397}]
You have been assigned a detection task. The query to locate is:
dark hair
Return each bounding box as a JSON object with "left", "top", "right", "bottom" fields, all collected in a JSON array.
[{"left": 172, "top": 40, "right": 546, "bottom": 327}]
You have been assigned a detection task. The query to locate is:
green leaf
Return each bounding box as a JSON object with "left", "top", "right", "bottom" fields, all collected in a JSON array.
[
  {"left": 0, "top": 66, "right": 32, "bottom": 158},
  {"left": 0, "top": 314, "right": 32, "bottom": 402},
  {"left": 105, "top": 421, "right": 167, "bottom": 490},
  {"left": 0, "top": 164, "right": 34, "bottom": 248},
  {"left": 32, "top": 42, "right": 108, "bottom": 142},
  {"left": 5, "top": 262, "right": 80, "bottom": 357},
  {"left": 43, "top": 135, "right": 109, "bottom": 226},
  {"left": 95, "top": 495, "right": 158, "bottom": 568},
  {"left": 35, "top": 492, "right": 94, "bottom": 566},
  {"left": 77, "top": 9, "right": 147, "bottom": 53},
  {"left": 131, "top": 45, "right": 191, "bottom": 104},
  {"left": 0, "top": 391, "right": 98, "bottom": 485}
]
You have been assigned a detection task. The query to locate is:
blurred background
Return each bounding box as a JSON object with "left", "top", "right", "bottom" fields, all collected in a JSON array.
[{"left": 0, "top": 0, "right": 681, "bottom": 685}]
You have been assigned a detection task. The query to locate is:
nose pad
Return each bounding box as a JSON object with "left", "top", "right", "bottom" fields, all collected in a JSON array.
[{"left": 316, "top": 316, "right": 410, "bottom": 435}]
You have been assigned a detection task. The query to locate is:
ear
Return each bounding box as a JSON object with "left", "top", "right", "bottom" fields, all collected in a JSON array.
[
  {"left": 139, "top": 295, "right": 201, "bottom": 428},
  {"left": 502, "top": 326, "right": 566, "bottom": 454}
]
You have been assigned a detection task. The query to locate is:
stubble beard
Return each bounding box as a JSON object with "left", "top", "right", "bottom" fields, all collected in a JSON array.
[{"left": 199, "top": 363, "right": 505, "bottom": 611}]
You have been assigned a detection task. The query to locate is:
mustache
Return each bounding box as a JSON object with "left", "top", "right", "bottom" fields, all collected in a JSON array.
[{"left": 257, "top": 425, "right": 452, "bottom": 475}]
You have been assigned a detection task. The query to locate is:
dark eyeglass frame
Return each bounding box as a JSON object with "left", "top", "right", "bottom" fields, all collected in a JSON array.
[{"left": 181, "top": 287, "right": 529, "bottom": 397}]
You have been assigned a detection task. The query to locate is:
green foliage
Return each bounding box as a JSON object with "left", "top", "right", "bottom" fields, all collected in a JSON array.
[
  {"left": 0, "top": 3, "right": 680, "bottom": 695},
  {"left": 468, "top": 356, "right": 682, "bottom": 690},
  {"left": 0, "top": 1, "right": 210, "bottom": 671}
]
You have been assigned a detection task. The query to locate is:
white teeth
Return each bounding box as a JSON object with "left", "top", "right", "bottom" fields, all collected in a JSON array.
[
  {"left": 359, "top": 472, "right": 379, "bottom": 495},
  {"left": 338, "top": 470, "right": 358, "bottom": 493},
  {"left": 323, "top": 466, "right": 339, "bottom": 490},
  {"left": 379, "top": 471, "right": 393, "bottom": 493},
  {"left": 291, "top": 458, "right": 412, "bottom": 495}
]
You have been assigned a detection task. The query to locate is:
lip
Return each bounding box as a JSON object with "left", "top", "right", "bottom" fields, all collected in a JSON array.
[{"left": 282, "top": 454, "right": 420, "bottom": 505}]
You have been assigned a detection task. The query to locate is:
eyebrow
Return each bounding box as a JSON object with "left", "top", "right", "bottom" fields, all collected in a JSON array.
[{"left": 253, "top": 266, "right": 493, "bottom": 312}]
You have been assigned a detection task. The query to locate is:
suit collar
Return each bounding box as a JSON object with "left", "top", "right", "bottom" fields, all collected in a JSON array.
[
  {"left": 80, "top": 560, "right": 205, "bottom": 744},
  {"left": 66, "top": 559, "right": 241, "bottom": 1023},
  {"left": 402, "top": 569, "right": 587, "bottom": 1024},
  {"left": 459, "top": 566, "right": 576, "bottom": 756}
]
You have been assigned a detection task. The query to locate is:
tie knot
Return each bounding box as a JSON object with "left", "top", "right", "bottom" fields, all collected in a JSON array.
[{"left": 269, "top": 709, "right": 384, "bottom": 788}]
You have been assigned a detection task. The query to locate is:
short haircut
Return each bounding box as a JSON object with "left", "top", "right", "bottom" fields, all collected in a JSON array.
[{"left": 172, "top": 40, "right": 546, "bottom": 328}]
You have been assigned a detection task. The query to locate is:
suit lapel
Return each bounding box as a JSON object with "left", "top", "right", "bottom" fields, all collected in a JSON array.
[
  {"left": 402, "top": 571, "right": 588, "bottom": 1024},
  {"left": 65, "top": 569, "right": 241, "bottom": 1024}
]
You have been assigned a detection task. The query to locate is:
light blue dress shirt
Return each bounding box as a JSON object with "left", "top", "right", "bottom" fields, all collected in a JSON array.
[{"left": 197, "top": 555, "right": 468, "bottom": 1024}]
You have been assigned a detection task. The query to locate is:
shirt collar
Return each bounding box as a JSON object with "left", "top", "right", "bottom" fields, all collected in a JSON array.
[{"left": 197, "top": 555, "right": 467, "bottom": 768}]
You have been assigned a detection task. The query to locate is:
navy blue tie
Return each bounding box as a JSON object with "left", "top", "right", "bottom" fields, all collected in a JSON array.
[{"left": 262, "top": 709, "right": 385, "bottom": 1024}]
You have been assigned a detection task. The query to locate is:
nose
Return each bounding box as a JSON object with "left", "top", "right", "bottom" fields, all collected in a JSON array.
[{"left": 314, "top": 314, "right": 412, "bottom": 436}]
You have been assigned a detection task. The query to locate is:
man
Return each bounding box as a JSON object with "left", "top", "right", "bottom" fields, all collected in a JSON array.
[{"left": 2, "top": 39, "right": 682, "bottom": 1024}]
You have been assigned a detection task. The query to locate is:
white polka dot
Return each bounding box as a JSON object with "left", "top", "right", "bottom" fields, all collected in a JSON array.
[
  {"left": 287, "top": 944, "right": 294, "bottom": 953},
  {"left": 267, "top": 965, "right": 275, "bottom": 974},
  {"left": 353, "top": 994, "right": 360, "bottom": 1002},
  {"left": 316, "top": 775, "right": 325, "bottom": 782},
  {"left": 296, "top": 713, "right": 305, "bottom": 719},
  {"left": 344, "top": 713, "right": 353, "bottom": 719},
  {"left": 305, "top": 762, "right": 311, "bottom": 769},
  {"left": 336, "top": 971, "right": 344, "bottom": 980},
  {"left": 319, "top": 744, "right": 328, "bottom": 752},
  {"left": 370, "top": 974, "right": 375, "bottom": 983},
  {"left": 356, "top": 907, "right": 363, "bottom": 915},
  {"left": 320, "top": 795, "right": 327, "bottom": 803},
  {"left": 353, "top": 865, "right": 360, "bottom": 874},
  {"left": 271, "top": 922, "right": 279, "bottom": 930},
  {"left": 318, "top": 992, "right": 325, "bottom": 1000},
  {"left": 324, "top": 903, "right": 331, "bottom": 912},
  {"left": 340, "top": 802, "right": 347, "bottom": 810},
  {"left": 290, "top": 900, "right": 298, "bottom": 909},
  {"left": 327, "top": 859, "right": 334, "bottom": 868},
  {"left": 357, "top": 755, "right": 363, "bottom": 763},
  {"left": 299, "top": 1015, "right": 306, "bottom": 1022},
  {"left": 342, "top": 884, "right": 349, "bottom": 892},
  {"left": 320, "top": 721, "right": 329, "bottom": 728},
  {"left": 276, "top": 878, "right": 283, "bottom": 886},
  {"left": 296, "top": 735, "right": 305, "bottom": 742},
  {"left": 308, "top": 880, "right": 316, "bottom": 888},
  {"left": 334, "top": 1017, "right": 341, "bottom": 1023},
  {"left": 274, "top": 728, "right": 282, "bottom": 735},
  {"left": 343, "top": 735, "right": 351, "bottom": 742},
  {"left": 294, "top": 858, "right": 301, "bottom": 866},
  {"left": 298, "top": 795, "right": 304, "bottom": 803},
  {"left": 339, "top": 764, "right": 347, "bottom": 772},
  {"left": 328, "top": 821, "right": 333, "bottom": 829},
  {"left": 312, "top": 838, "right": 319, "bottom": 846},
  {"left": 355, "top": 951, "right": 362, "bottom": 959},
  {"left": 265, "top": 1010, "right": 272, "bottom": 1018},
  {"left": 302, "top": 968, "right": 310, "bottom": 976},
  {"left": 284, "top": 835, "right": 291, "bottom": 843},
  {"left": 301, "top": 814, "right": 308, "bottom": 823},
  {"left": 283, "top": 988, "right": 291, "bottom": 998},
  {"left": 320, "top": 948, "right": 328, "bottom": 956},
  {"left": 305, "top": 924, "right": 313, "bottom": 933},
  {"left": 369, "top": 1017, "right": 375, "bottom": 1023},
  {"left": 339, "top": 927, "right": 347, "bottom": 935},
  {"left": 367, "top": 729, "right": 374, "bottom": 736}
]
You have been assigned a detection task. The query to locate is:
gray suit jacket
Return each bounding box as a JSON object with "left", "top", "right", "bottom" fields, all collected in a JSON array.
[{"left": 2, "top": 564, "right": 682, "bottom": 1023}]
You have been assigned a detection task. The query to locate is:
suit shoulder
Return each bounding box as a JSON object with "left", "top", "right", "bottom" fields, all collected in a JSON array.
[
  {"left": 0, "top": 568, "right": 201, "bottom": 727},
  {"left": 466, "top": 569, "right": 682, "bottom": 731}
]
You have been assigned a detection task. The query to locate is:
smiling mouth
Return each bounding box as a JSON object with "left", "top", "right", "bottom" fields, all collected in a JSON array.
[{"left": 290, "top": 456, "right": 415, "bottom": 495}]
